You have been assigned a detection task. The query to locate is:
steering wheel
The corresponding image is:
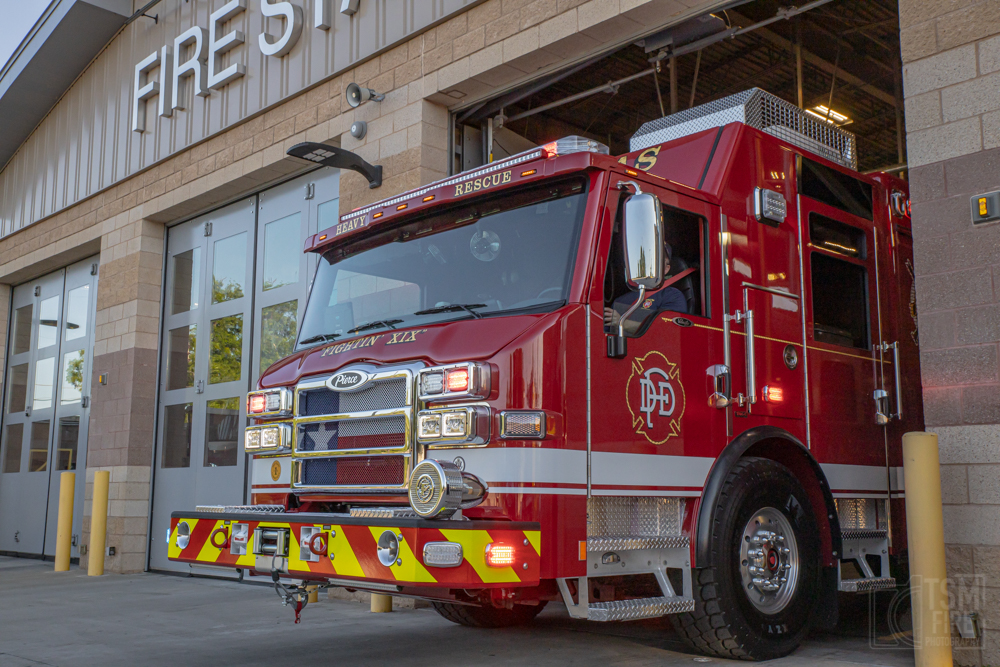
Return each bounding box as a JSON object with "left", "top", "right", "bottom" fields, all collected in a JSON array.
[{"left": 537, "top": 287, "right": 563, "bottom": 300}]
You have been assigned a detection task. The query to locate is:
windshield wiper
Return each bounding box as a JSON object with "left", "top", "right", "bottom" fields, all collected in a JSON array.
[
  {"left": 413, "top": 303, "right": 487, "bottom": 319},
  {"left": 299, "top": 333, "right": 341, "bottom": 345},
  {"left": 348, "top": 319, "right": 403, "bottom": 334}
]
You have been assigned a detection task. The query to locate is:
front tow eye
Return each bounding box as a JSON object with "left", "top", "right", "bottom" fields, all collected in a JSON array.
[{"left": 271, "top": 568, "right": 326, "bottom": 624}]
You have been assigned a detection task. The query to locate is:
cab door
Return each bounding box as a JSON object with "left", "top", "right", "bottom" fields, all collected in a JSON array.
[{"left": 588, "top": 176, "right": 724, "bottom": 498}]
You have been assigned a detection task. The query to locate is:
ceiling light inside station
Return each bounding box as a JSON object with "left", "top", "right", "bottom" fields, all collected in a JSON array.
[{"left": 805, "top": 105, "right": 852, "bottom": 126}]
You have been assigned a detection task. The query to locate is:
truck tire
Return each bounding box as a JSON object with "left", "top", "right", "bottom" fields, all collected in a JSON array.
[
  {"left": 671, "top": 456, "right": 820, "bottom": 661},
  {"left": 431, "top": 601, "right": 547, "bottom": 628}
]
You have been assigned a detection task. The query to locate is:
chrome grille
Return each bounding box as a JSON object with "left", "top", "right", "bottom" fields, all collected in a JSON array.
[
  {"left": 293, "top": 365, "right": 416, "bottom": 493},
  {"left": 301, "top": 456, "right": 406, "bottom": 487},
  {"left": 298, "top": 379, "right": 408, "bottom": 416},
  {"left": 631, "top": 88, "right": 858, "bottom": 170},
  {"left": 297, "top": 417, "right": 406, "bottom": 451}
]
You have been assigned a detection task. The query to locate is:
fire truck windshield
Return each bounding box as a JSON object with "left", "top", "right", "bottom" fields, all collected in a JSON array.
[{"left": 297, "top": 178, "right": 588, "bottom": 348}]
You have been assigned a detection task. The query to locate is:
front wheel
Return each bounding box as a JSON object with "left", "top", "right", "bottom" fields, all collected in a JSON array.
[
  {"left": 671, "top": 457, "right": 820, "bottom": 661},
  {"left": 431, "top": 601, "right": 546, "bottom": 628}
]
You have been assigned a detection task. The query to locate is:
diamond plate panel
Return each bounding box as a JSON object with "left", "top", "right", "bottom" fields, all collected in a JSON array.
[
  {"left": 588, "top": 497, "right": 683, "bottom": 538},
  {"left": 630, "top": 88, "right": 857, "bottom": 170},
  {"left": 587, "top": 536, "right": 689, "bottom": 552},
  {"left": 836, "top": 498, "right": 886, "bottom": 532},
  {"left": 588, "top": 596, "right": 695, "bottom": 621},
  {"left": 194, "top": 505, "right": 284, "bottom": 513},
  {"left": 839, "top": 577, "right": 896, "bottom": 593}
]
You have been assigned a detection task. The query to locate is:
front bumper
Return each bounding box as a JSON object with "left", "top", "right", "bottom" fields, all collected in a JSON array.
[{"left": 168, "top": 511, "right": 541, "bottom": 589}]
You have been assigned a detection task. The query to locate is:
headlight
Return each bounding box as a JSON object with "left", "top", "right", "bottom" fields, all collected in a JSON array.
[
  {"left": 416, "top": 406, "right": 490, "bottom": 446},
  {"left": 417, "top": 362, "right": 491, "bottom": 401},
  {"left": 245, "top": 423, "right": 291, "bottom": 452},
  {"left": 418, "top": 414, "right": 442, "bottom": 439}
]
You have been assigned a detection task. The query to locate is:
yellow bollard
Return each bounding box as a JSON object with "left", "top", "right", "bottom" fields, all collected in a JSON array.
[
  {"left": 88, "top": 470, "right": 110, "bottom": 577},
  {"left": 902, "top": 432, "right": 954, "bottom": 667},
  {"left": 371, "top": 593, "right": 393, "bottom": 613},
  {"left": 54, "top": 471, "right": 76, "bottom": 571},
  {"left": 307, "top": 586, "right": 319, "bottom": 604}
]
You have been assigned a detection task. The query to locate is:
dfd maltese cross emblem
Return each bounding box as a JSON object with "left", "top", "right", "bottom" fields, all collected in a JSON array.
[{"left": 626, "top": 351, "right": 685, "bottom": 444}]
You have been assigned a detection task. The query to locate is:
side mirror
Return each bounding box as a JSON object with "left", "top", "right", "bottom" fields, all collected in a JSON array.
[
  {"left": 608, "top": 191, "right": 664, "bottom": 358},
  {"left": 623, "top": 193, "right": 664, "bottom": 290}
]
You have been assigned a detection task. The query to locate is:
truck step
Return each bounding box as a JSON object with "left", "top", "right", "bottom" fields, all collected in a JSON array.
[
  {"left": 839, "top": 577, "right": 896, "bottom": 593},
  {"left": 588, "top": 596, "right": 695, "bottom": 621},
  {"left": 587, "top": 535, "right": 689, "bottom": 552}
]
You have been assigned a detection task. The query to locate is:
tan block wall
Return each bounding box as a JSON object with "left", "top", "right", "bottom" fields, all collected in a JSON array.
[{"left": 900, "top": 1, "right": 1000, "bottom": 664}]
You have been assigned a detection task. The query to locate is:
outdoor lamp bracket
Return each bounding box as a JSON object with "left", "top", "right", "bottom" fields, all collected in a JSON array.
[{"left": 287, "top": 142, "right": 383, "bottom": 189}]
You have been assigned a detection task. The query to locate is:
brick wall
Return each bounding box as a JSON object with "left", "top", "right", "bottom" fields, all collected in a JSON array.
[{"left": 900, "top": 0, "right": 1000, "bottom": 663}]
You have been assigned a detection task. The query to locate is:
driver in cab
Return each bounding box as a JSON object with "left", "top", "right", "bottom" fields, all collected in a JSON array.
[{"left": 603, "top": 242, "right": 687, "bottom": 328}]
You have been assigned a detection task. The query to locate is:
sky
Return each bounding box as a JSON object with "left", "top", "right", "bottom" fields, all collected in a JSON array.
[{"left": 0, "top": 0, "right": 51, "bottom": 73}]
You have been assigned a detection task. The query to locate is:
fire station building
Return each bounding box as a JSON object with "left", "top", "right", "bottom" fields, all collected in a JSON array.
[{"left": 0, "top": 0, "right": 996, "bottom": 662}]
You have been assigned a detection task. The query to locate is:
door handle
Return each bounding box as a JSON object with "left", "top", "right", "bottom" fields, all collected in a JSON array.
[
  {"left": 877, "top": 341, "right": 903, "bottom": 421},
  {"left": 873, "top": 389, "right": 890, "bottom": 425},
  {"left": 726, "top": 308, "right": 756, "bottom": 406},
  {"left": 708, "top": 364, "right": 731, "bottom": 408}
]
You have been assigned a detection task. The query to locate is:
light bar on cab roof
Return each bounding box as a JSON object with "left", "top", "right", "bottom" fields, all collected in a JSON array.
[{"left": 334, "top": 135, "right": 609, "bottom": 228}]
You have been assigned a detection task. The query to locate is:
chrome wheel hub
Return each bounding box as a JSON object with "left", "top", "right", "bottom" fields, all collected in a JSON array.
[{"left": 739, "top": 507, "right": 799, "bottom": 614}]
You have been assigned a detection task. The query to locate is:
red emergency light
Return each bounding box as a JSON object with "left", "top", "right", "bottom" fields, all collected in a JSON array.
[{"left": 485, "top": 543, "right": 516, "bottom": 567}]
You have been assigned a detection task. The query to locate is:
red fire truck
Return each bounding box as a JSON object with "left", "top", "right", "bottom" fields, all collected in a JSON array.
[{"left": 168, "top": 88, "right": 917, "bottom": 661}]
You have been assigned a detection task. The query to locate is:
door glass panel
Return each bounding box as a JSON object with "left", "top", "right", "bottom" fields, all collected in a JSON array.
[
  {"left": 56, "top": 416, "right": 79, "bottom": 471},
  {"left": 13, "top": 304, "right": 32, "bottom": 354},
  {"left": 171, "top": 248, "right": 201, "bottom": 314},
  {"left": 317, "top": 198, "right": 338, "bottom": 231},
  {"left": 166, "top": 325, "right": 197, "bottom": 390},
  {"left": 263, "top": 213, "right": 300, "bottom": 291},
  {"left": 204, "top": 397, "right": 240, "bottom": 467},
  {"left": 28, "top": 420, "right": 50, "bottom": 472},
  {"left": 37, "top": 296, "right": 59, "bottom": 348},
  {"left": 162, "top": 403, "right": 193, "bottom": 468},
  {"left": 61, "top": 350, "right": 85, "bottom": 405},
  {"left": 2, "top": 424, "right": 22, "bottom": 473},
  {"left": 32, "top": 357, "right": 55, "bottom": 410},
  {"left": 212, "top": 233, "right": 247, "bottom": 303},
  {"left": 811, "top": 253, "right": 869, "bottom": 349},
  {"left": 261, "top": 300, "right": 297, "bottom": 371},
  {"left": 210, "top": 315, "right": 242, "bottom": 384},
  {"left": 8, "top": 363, "right": 28, "bottom": 413},
  {"left": 65, "top": 285, "right": 90, "bottom": 340}
]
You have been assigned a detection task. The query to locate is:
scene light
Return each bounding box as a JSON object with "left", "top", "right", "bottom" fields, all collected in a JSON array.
[{"left": 804, "top": 105, "right": 852, "bottom": 126}]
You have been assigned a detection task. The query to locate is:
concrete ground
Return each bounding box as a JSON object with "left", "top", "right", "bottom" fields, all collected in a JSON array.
[{"left": 0, "top": 556, "right": 914, "bottom": 667}]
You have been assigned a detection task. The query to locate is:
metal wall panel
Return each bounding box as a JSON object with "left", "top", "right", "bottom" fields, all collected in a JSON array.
[{"left": 0, "top": 0, "right": 479, "bottom": 238}]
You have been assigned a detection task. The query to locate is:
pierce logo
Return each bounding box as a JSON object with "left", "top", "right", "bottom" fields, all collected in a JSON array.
[
  {"left": 327, "top": 370, "right": 369, "bottom": 392},
  {"left": 626, "top": 351, "right": 685, "bottom": 444}
]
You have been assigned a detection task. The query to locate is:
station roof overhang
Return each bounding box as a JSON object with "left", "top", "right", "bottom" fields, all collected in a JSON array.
[{"left": 0, "top": 0, "right": 131, "bottom": 170}]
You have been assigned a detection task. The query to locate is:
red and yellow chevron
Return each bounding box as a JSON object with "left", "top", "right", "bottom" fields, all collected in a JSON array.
[{"left": 168, "top": 515, "right": 541, "bottom": 588}]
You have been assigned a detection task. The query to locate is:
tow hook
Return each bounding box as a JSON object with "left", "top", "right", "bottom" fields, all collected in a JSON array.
[{"left": 271, "top": 569, "right": 326, "bottom": 624}]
